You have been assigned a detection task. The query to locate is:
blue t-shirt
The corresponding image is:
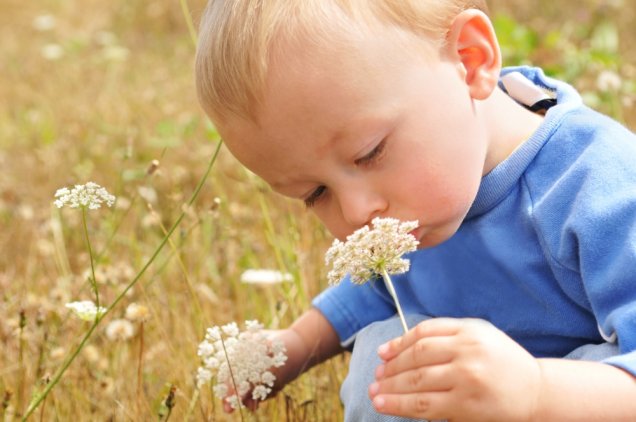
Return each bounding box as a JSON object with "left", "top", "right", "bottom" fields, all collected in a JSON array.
[{"left": 312, "top": 66, "right": 636, "bottom": 376}]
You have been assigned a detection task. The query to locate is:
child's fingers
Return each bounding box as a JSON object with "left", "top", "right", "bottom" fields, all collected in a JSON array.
[
  {"left": 378, "top": 317, "right": 464, "bottom": 360},
  {"left": 376, "top": 335, "right": 455, "bottom": 379},
  {"left": 223, "top": 400, "right": 234, "bottom": 413},
  {"left": 222, "top": 396, "right": 261, "bottom": 413},
  {"left": 370, "top": 364, "right": 453, "bottom": 396},
  {"left": 371, "top": 390, "right": 452, "bottom": 420},
  {"left": 244, "top": 397, "right": 260, "bottom": 412}
]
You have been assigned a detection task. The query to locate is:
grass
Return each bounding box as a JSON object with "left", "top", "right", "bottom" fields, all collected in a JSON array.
[{"left": 0, "top": 0, "right": 633, "bottom": 420}]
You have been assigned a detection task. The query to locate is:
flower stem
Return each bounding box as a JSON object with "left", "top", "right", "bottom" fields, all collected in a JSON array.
[
  {"left": 183, "top": 387, "right": 200, "bottom": 422},
  {"left": 22, "top": 319, "right": 100, "bottom": 420},
  {"left": 21, "top": 140, "right": 223, "bottom": 421},
  {"left": 81, "top": 207, "right": 99, "bottom": 308},
  {"left": 381, "top": 268, "right": 408, "bottom": 333},
  {"left": 219, "top": 337, "right": 245, "bottom": 422},
  {"left": 136, "top": 322, "right": 145, "bottom": 419}
]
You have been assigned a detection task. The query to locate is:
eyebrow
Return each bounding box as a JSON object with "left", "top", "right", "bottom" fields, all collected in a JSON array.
[{"left": 316, "top": 123, "right": 350, "bottom": 157}]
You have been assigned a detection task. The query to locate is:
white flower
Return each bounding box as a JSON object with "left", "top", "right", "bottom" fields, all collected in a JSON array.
[
  {"left": 105, "top": 319, "right": 135, "bottom": 341},
  {"left": 325, "top": 217, "right": 419, "bottom": 285},
  {"left": 596, "top": 70, "right": 622, "bottom": 92},
  {"left": 41, "top": 43, "right": 64, "bottom": 61},
  {"left": 245, "top": 320, "right": 263, "bottom": 331},
  {"left": 325, "top": 217, "right": 419, "bottom": 333},
  {"left": 198, "top": 340, "right": 214, "bottom": 357},
  {"left": 65, "top": 300, "right": 106, "bottom": 321},
  {"left": 101, "top": 45, "right": 129, "bottom": 62},
  {"left": 221, "top": 322, "right": 239, "bottom": 337},
  {"left": 196, "top": 367, "right": 213, "bottom": 386},
  {"left": 252, "top": 385, "right": 270, "bottom": 401},
  {"left": 54, "top": 182, "right": 116, "bottom": 210},
  {"left": 206, "top": 326, "right": 221, "bottom": 341},
  {"left": 195, "top": 320, "right": 288, "bottom": 410},
  {"left": 33, "top": 14, "right": 57, "bottom": 31},
  {"left": 240, "top": 269, "right": 292, "bottom": 285}
]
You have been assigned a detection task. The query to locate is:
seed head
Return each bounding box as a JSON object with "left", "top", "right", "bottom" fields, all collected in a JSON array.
[
  {"left": 125, "top": 303, "right": 150, "bottom": 322},
  {"left": 105, "top": 319, "right": 135, "bottom": 341}
]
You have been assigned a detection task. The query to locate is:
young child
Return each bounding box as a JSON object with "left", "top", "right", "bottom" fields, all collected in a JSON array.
[{"left": 195, "top": 1, "right": 636, "bottom": 420}]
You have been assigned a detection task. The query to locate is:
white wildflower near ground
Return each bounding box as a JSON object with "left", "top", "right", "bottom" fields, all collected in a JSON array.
[
  {"left": 240, "top": 269, "right": 293, "bottom": 285},
  {"left": 65, "top": 300, "right": 107, "bottom": 322},
  {"left": 54, "top": 182, "right": 116, "bottom": 210},
  {"left": 32, "top": 14, "right": 57, "bottom": 31},
  {"left": 596, "top": 69, "right": 622, "bottom": 92},
  {"left": 325, "top": 217, "right": 419, "bottom": 332},
  {"left": 196, "top": 320, "right": 287, "bottom": 410},
  {"left": 41, "top": 43, "right": 64, "bottom": 60}
]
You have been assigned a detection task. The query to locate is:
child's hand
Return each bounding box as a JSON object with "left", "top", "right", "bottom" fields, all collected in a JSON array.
[
  {"left": 222, "top": 326, "right": 318, "bottom": 413},
  {"left": 222, "top": 309, "right": 342, "bottom": 413},
  {"left": 220, "top": 328, "right": 287, "bottom": 413},
  {"left": 368, "top": 318, "right": 542, "bottom": 421}
]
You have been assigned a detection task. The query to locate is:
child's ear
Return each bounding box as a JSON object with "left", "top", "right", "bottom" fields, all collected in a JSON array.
[{"left": 445, "top": 9, "right": 501, "bottom": 100}]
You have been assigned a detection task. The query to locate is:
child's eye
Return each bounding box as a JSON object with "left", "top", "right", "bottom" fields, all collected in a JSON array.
[
  {"left": 355, "top": 140, "right": 386, "bottom": 166},
  {"left": 304, "top": 185, "right": 326, "bottom": 208}
]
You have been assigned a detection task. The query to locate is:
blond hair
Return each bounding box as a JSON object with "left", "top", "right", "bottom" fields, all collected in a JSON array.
[{"left": 195, "top": 0, "right": 488, "bottom": 125}]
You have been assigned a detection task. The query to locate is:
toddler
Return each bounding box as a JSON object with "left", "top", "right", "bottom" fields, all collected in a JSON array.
[{"left": 195, "top": 1, "right": 636, "bottom": 420}]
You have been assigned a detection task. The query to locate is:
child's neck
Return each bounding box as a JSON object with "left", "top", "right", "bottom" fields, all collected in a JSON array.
[{"left": 482, "top": 87, "right": 545, "bottom": 175}]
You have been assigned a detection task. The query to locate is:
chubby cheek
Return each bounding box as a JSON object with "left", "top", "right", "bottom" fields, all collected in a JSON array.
[{"left": 409, "top": 166, "right": 482, "bottom": 245}]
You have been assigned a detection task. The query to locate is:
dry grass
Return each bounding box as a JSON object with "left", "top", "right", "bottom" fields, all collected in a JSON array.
[
  {"left": 1, "top": 0, "right": 342, "bottom": 419},
  {"left": 0, "top": 0, "right": 633, "bottom": 420}
]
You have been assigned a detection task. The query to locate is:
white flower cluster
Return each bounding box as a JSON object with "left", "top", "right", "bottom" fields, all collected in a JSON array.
[
  {"left": 65, "top": 300, "right": 107, "bottom": 321},
  {"left": 325, "top": 217, "right": 419, "bottom": 285},
  {"left": 240, "top": 269, "right": 293, "bottom": 285},
  {"left": 54, "top": 182, "right": 116, "bottom": 210},
  {"left": 196, "top": 320, "right": 287, "bottom": 410}
]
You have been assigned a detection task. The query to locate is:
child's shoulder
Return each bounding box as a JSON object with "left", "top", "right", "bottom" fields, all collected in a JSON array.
[
  {"left": 521, "top": 80, "right": 636, "bottom": 214},
  {"left": 544, "top": 103, "right": 636, "bottom": 170},
  {"left": 557, "top": 103, "right": 634, "bottom": 144}
]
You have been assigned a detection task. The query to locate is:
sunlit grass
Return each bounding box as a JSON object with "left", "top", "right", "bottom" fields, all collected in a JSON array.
[{"left": 1, "top": 0, "right": 634, "bottom": 420}]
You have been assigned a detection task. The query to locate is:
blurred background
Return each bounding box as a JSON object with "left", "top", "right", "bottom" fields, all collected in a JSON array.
[{"left": 1, "top": 0, "right": 634, "bottom": 420}]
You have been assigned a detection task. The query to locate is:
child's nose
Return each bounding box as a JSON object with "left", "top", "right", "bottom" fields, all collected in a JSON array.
[{"left": 339, "top": 189, "right": 387, "bottom": 228}]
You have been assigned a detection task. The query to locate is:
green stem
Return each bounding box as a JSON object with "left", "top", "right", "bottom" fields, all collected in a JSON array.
[
  {"left": 107, "top": 140, "right": 222, "bottom": 312},
  {"left": 136, "top": 322, "right": 145, "bottom": 419},
  {"left": 81, "top": 208, "right": 99, "bottom": 308},
  {"left": 179, "top": 0, "right": 198, "bottom": 48},
  {"left": 219, "top": 337, "right": 245, "bottom": 422},
  {"left": 21, "top": 140, "right": 223, "bottom": 421},
  {"left": 23, "top": 320, "right": 100, "bottom": 420},
  {"left": 183, "top": 387, "right": 200, "bottom": 422},
  {"left": 381, "top": 269, "right": 408, "bottom": 333}
]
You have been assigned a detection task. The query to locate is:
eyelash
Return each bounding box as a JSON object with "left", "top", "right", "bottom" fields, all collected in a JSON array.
[
  {"left": 303, "top": 139, "right": 387, "bottom": 208},
  {"left": 304, "top": 185, "right": 326, "bottom": 208},
  {"left": 355, "top": 140, "right": 386, "bottom": 166}
]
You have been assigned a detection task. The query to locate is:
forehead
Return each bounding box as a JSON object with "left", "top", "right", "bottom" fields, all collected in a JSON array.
[{"left": 218, "top": 24, "right": 436, "bottom": 185}]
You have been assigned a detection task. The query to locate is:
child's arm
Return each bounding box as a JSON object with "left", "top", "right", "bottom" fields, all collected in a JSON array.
[
  {"left": 278, "top": 307, "right": 345, "bottom": 385},
  {"left": 369, "top": 318, "right": 636, "bottom": 421},
  {"left": 227, "top": 307, "right": 343, "bottom": 412}
]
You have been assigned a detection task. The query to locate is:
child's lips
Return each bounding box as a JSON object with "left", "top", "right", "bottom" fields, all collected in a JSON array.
[{"left": 409, "top": 227, "right": 423, "bottom": 243}]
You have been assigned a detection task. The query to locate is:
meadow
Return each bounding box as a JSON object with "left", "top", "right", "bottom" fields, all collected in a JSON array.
[{"left": 1, "top": 0, "right": 634, "bottom": 420}]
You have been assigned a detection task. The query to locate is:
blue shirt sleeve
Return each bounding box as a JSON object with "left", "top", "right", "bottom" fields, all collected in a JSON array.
[{"left": 312, "top": 275, "right": 397, "bottom": 347}]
